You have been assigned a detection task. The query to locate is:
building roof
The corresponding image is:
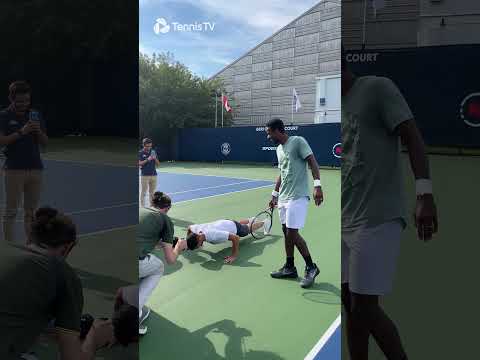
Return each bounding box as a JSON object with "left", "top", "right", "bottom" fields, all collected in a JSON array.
[{"left": 209, "top": 0, "right": 340, "bottom": 80}]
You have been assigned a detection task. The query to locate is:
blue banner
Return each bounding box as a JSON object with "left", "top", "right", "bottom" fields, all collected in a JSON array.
[
  {"left": 346, "top": 45, "right": 480, "bottom": 148},
  {"left": 176, "top": 124, "right": 341, "bottom": 167}
]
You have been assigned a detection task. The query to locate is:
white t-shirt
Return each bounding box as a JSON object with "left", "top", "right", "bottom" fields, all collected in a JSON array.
[{"left": 189, "top": 220, "right": 236, "bottom": 244}]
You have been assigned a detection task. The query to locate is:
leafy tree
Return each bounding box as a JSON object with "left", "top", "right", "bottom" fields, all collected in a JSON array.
[{"left": 139, "top": 52, "right": 232, "bottom": 143}]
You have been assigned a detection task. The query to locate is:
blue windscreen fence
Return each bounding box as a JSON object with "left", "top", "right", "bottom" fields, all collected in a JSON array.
[
  {"left": 174, "top": 123, "right": 341, "bottom": 167},
  {"left": 345, "top": 45, "right": 480, "bottom": 148}
]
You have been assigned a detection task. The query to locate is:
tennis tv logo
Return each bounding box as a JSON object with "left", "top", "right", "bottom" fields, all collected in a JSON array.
[
  {"left": 154, "top": 17, "right": 216, "bottom": 35},
  {"left": 153, "top": 18, "right": 170, "bottom": 34}
]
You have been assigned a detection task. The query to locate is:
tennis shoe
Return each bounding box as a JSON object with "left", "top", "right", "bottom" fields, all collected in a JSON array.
[
  {"left": 300, "top": 264, "right": 320, "bottom": 288},
  {"left": 270, "top": 265, "right": 298, "bottom": 279}
]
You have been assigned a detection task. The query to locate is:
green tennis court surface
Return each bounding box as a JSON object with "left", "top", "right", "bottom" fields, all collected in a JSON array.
[
  {"left": 140, "top": 162, "right": 341, "bottom": 360},
  {"left": 341, "top": 153, "right": 480, "bottom": 359}
]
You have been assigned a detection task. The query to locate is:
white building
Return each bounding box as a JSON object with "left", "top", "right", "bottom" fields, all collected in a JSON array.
[
  {"left": 211, "top": 1, "right": 341, "bottom": 126},
  {"left": 343, "top": 0, "right": 480, "bottom": 49}
]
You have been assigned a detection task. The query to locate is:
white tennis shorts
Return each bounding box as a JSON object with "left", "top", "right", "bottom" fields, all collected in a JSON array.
[
  {"left": 342, "top": 219, "right": 404, "bottom": 295},
  {"left": 278, "top": 196, "right": 309, "bottom": 230}
]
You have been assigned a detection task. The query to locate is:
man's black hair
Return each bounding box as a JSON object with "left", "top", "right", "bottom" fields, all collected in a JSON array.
[
  {"left": 266, "top": 118, "right": 285, "bottom": 133},
  {"left": 186, "top": 232, "right": 199, "bottom": 250},
  {"left": 142, "top": 138, "right": 152, "bottom": 146}
]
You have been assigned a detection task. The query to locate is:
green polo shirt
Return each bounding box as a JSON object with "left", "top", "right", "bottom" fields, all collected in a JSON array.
[
  {"left": 342, "top": 76, "right": 412, "bottom": 230},
  {"left": 0, "top": 244, "right": 83, "bottom": 358},
  {"left": 276, "top": 136, "right": 313, "bottom": 202},
  {"left": 137, "top": 207, "right": 175, "bottom": 258}
]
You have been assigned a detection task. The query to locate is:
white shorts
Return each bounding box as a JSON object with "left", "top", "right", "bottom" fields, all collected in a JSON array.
[
  {"left": 278, "top": 197, "right": 309, "bottom": 230},
  {"left": 342, "top": 219, "right": 403, "bottom": 295}
]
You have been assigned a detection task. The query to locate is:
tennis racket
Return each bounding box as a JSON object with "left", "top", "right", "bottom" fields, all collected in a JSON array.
[{"left": 250, "top": 207, "right": 274, "bottom": 239}]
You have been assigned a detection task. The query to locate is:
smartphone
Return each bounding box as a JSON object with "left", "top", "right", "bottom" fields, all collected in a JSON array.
[{"left": 29, "top": 110, "right": 40, "bottom": 122}]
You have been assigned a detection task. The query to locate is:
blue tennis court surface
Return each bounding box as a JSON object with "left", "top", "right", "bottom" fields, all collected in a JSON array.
[
  {"left": 156, "top": 172, "right": 273, "bottom": 203},
  {"left": 5, "top": 159, "right": 137, "bottom": 239}
]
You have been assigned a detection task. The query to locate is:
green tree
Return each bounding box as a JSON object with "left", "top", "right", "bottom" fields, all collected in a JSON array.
[{"left": 139, "top": 52, "right": 232, "bottom": 142}]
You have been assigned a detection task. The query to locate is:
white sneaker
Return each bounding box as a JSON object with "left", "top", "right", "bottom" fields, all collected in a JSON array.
[
  {"left": 21, "top": 353, "right": 39, "bottom": 360},
  {"left": 139, "top": 324, "right": 148, "bottom": 335}
]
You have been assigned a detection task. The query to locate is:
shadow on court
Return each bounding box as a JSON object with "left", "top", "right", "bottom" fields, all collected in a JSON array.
[
  {"left": 180, "top": 235, "right": 282, "bottom": 271},
  {"left": 302, "top": 282, "right": 341, "bottom": 305},
  {"left": 75, "top": 268, "right": 133, "bottom": 295},
  {"left": 140, "top": 313, "right": 286, "bottom": 360}
]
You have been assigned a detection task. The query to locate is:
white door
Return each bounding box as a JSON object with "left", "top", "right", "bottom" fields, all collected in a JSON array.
[{"left": 315, "top": 75, "right": 341, "bottom": 124}]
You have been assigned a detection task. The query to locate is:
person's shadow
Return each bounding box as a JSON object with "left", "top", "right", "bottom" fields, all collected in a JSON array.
[
  {"left": 181, "top": 235, "right": 282, "bottom": 271},
  {"left": 302, "top": 282, "right": 341, "bottom": 305},
  {"left": 74, "top": 268, "right": 133, "bottom": 298},
  {"left": 141, "top": 313, "right": 285, "bottom": 360}
]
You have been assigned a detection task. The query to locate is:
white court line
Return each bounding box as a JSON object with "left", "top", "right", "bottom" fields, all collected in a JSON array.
[
  {"left": 78, "top": 225, "right": 136, "bottom": 238},
  {"left": 304, "top": 315, "right": 341, "bottom": 360},
  {"left": 5, "top": 203, "right": 138, "bottom": 223},
  {"left": 174, "top": 184, "right": 273, "bottom": 204},
  {"left": 157, "top": 170, "right": 272, "bottom": 183},
  {"left": 168, "top": 180, "right": 264, "bottom": 195},
  {"left": 67, "top": 203, "right": 137, "bottom": 215}
]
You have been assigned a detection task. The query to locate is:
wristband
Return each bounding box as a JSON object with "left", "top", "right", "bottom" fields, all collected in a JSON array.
[
  {"left": 313, "top": 179, "right": 322, "bottom": 188},
  {"left": 415, "top": 179, "right": 432, "bottom": 195},
  {"left": 272, "top": 190, "right": 279, "bottom": 197}
]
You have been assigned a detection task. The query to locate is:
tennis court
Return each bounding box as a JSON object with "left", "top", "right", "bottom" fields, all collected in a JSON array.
[
  {"left": 1, "top": 138, "right": 139, "bottom": 359},
  {"left": 341, "top": 153, "right": 480, "bottom": 359},
  {"left": 140, "top": 162, "right": 341, "bottom": 360}
]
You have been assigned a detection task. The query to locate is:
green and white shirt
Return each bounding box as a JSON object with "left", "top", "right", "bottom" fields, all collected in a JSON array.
[
  {"left": 276, "top": 136, "right": 313, "bottom": 202},
  {"left": 342, "top": 76, "right": 413, "bottom": 230}
]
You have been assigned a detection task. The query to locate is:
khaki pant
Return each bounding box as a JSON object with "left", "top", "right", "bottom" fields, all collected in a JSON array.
[
  {"left": 2, "top": 170, "right": 43, "bottom": 243},
  {"left": 140, "top": 175, "right": 157, "bottom": 207}
]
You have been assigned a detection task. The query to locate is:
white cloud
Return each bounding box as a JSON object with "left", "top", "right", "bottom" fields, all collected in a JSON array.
[{"left": 170, "top": 0, "right": 318, "bottom": 33}]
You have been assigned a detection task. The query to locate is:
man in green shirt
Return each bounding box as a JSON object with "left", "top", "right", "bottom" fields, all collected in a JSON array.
[
  {"left": 0, "top": 207, "right": 113, "bottom": 360},
  {"left": 266, "top": 119, "right": 324, "bottom": 288},
  {"left": 341, "top": 47, "right": 438, "bottom": 360},
  {"left": 138, "top": 192, "right": 186, "bottom": 334}
]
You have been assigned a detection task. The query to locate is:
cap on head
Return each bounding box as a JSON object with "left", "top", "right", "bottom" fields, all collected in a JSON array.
[{"left": 142, "top": 138, "right": 152, "bottom": 146}]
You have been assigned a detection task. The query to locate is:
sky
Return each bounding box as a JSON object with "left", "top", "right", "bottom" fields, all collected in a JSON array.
[{"left": 139, "top": 0, "right": 321, "bottom": 78}]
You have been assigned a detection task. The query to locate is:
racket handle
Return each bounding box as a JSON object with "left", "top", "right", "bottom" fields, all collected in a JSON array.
[{"left": 173, "top": 237, "right": 178, "bottom": 248}]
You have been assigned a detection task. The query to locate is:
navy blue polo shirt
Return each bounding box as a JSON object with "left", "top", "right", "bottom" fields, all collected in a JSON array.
[
  {"left": 139, "top": 149, "right": 157, "bottom": 176},
  {"left": 0, "top": 108, "right": 45, "bottom": 170}
]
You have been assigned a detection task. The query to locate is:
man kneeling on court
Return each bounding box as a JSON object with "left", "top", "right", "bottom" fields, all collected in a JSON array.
[{"left": 185, "top": 218, "right": 270, "bottom": 264}]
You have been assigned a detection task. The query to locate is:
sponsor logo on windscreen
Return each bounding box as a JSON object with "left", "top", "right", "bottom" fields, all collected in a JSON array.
[
  {"left": 346, "top": 53, "right": 379, "bottom": 63},
  {"left": 332, "top": 143, "right": 342, "bottom": 158},
  {"left": 256, "top": 126, "right": 299, "bottom": 132},
  {"left": 221, "top": 143, "right": 231, "bottom": 156},
  {"left": 460, "top": 93, "right": 480, "bottom": 128}
]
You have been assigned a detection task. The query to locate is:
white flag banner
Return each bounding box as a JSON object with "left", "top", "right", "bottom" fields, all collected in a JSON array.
[
  {"left": 372, "top": 0, "right": 386, "bottom": 17},
  {"left": 293, "top": 88, "right": 302, "bottom": 112}
]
